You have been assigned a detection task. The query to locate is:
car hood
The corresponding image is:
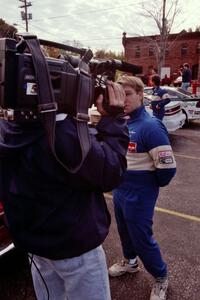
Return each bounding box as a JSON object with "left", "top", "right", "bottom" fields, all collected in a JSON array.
[{"left": 165, "top": 101, "right": 181, "bottom": 109}]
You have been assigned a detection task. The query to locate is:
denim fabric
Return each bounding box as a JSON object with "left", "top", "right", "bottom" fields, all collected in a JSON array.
[
  {"left": 30, "top": 246, "right": 111, "bottom": 300},
  {"left": 181, "top": 82, "right": 190, "bottom": 91}
]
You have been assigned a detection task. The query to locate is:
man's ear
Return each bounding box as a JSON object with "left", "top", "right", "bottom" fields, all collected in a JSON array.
[{"left": 138, "top": 91, "right": 143, "bottom": 103}]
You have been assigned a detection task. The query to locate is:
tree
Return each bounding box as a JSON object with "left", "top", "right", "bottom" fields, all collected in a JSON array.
[
  {"left": 94, "top": 49, "right": 124, "bottom": 60},
  {"left": 140, "top": 0, "right": 181, "bottom": 74},
  {"left": 0, "top": 19, "right": 17, "bottom": 38},
  {"left": 195, "top": 26, "right": 200, "bottom": 32}
]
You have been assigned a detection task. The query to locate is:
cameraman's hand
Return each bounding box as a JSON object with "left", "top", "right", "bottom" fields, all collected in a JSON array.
[{"left": 96, "top": 81, "right": 125, "bottom": 116}]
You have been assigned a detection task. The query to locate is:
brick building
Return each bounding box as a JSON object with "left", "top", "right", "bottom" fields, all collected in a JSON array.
[{"left": 122, "top": 31, "right": 200, "bottom": 81}]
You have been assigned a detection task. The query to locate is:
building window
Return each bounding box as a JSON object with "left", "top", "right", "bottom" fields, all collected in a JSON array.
[
  {"left": 181, "top": 43, "right": 187, "bottom": 56},
  {"left": 135, "top": 46, "right": 140, "bottom": 58},
  {"left": 196, "top": 42, "right": 200, "bottom": 54},
  {"left": 149, "top": 47, "right": 154, "bottom": 56}
]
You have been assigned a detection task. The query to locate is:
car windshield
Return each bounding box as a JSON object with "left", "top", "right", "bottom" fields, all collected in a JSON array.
[
  {"left": 176, "top": 88, "right": 193, "bottom": 96},
  {"left": 144, "top": 87, "right": 193, "bottom": 100}
]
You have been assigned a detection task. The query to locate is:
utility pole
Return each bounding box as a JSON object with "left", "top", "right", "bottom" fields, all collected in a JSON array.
[
  {"left": 162, "top": 0, "right": 166, "bottom": 37},
  {"left": 19, "top": 0, "right": 32, "bottom": 32},
  {"left": 159, "top": 0, "right": 167, "bottom": 75}
]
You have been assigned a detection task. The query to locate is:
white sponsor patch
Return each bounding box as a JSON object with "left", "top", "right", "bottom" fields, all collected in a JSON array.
[
  {"left": 158, "top": 150, "right": 173, "bottom": 164},
  {"left": 158, "top": 151, "right": 172, "bottom": 157},
  {"left": 26, "top": 83, "right": 37, "bottom": 95}
]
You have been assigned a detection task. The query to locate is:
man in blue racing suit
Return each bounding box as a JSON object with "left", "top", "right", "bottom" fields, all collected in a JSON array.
[
  {"left": 150, "top": 75, "right": 170, "bottom": 120},
  {"left": 108, "top": 75, "right": 176, "bottom": 300}
]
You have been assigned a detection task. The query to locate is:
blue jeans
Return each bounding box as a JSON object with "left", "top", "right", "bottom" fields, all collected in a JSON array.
[
  {"left": 181, "top": 82, "right": 190, "bottom": 91},
  {"left": 30, "top": 246, "right": 111, "bottom": 300}
]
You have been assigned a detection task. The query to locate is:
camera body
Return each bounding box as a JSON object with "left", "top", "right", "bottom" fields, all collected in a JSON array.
[
  {"left": 0, "top": 36, "right": 142, "bottom": 122},
  {"left": 0, "top": 37, "right": 94, "bottom": 122}
]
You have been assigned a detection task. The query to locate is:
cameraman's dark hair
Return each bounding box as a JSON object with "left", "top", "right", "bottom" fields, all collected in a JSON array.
[
  {"left": 183, "top": 63, "right": 189, "bottom": 68},
  {"left": 151, "top": 75, "right": 161, "bottom": 86}
]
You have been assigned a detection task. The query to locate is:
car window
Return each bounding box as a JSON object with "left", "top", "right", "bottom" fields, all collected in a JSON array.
[
  {"left": 177, "top": 88, "right": 192, "bottom": 96},
  {"left": 143, "top": 98, "right": 150, "bottom": 106},
  {"left": 166, "top": 90, "right": 180, "bottom": 98},
  {"left": 144, "top": 89, "right": 153, "bottom": 95}
]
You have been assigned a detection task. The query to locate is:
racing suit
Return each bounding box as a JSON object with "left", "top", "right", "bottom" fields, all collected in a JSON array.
[
  {"left": 113, "top": 106, "right": 176, "bottom": 278},
  {"left": 151, "top": 87, "right": 170, "bottom": 120}
]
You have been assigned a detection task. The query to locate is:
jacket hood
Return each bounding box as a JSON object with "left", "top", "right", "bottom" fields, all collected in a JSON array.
[{"left": 0, "top": 120, "right": 45, "bottom": 157}]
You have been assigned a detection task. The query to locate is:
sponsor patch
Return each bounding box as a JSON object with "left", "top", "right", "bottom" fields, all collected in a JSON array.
[
  {"left": 128, "top": 142, "right": 137, "bottom": 153},
  {"left": 158, "top": 150, "right": 173, "bottom": 164},
  {"left": 158, "top": 151, "right": 172, "bottom": 158},
  {"left": 26, "top": 82, "right": 37, "bottom": 95}
]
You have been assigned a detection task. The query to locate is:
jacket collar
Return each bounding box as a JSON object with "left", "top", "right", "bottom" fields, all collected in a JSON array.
[{"left": 128, "top": 105, "right": 145, "bottom": 121}]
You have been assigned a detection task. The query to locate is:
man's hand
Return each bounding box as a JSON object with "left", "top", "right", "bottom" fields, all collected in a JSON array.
[{"left": 96, "top": 81, "right": 125, "bottom": 116}]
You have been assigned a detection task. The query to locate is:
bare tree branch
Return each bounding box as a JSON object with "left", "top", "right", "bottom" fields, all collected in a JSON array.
[{"left": 138, "top": 0, "right": 181, "bottom": 74}]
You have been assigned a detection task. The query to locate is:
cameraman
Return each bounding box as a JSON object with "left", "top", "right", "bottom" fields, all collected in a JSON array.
[{"left": 0, "top": 81, "right": 129, "bottom": 300}]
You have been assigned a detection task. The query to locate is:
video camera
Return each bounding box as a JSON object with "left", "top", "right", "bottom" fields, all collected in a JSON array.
[
  {"left": 0, "top": 34, "right": 142, "bottom": 122},
  {"left": 0, "top": 34, "right": 142, "bottom": 172}
]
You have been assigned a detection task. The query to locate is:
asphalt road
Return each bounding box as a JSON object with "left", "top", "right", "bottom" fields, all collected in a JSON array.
[{"left": 0, "top": 121, "right": 200, "bottom": 300}]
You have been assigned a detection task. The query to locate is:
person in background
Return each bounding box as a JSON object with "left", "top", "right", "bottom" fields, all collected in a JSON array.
[
  {"left": 148, "top": 68, "right": 158, "bottom": 86},
  {"left": 181, "top": 63, "right": 192, "bottom": 91},
  {"left": 161, "top": 74, "right": 171, "bottom": 86},
  {"left": 0, "top": 82, "right": 129, "bottom": 300},
  {"left": 150, "top": 75, "right": 171, "bottom": 120},
  {"left": 108, "top": 75, "right": 176, "bottom": 300}
]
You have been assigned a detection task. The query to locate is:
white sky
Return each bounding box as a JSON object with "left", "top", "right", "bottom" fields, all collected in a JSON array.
[{"left": 1, "top": 0, "right": 200, "bottom": 53}]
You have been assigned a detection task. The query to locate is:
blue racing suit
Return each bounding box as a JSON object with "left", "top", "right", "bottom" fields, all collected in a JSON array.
[
  {"left": 113, "top": 106, "right": 176, "bottom": 278},
  {"left": 151, "top": 87, "right": 170, "bottom": 120}
]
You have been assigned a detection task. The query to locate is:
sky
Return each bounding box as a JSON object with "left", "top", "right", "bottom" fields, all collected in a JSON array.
[{"left": 1, "top": 0, "right": 200, "bottom": 53}]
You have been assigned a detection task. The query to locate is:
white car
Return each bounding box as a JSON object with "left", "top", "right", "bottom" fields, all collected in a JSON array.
[
  {"left": 144, "top": 87, "right": 186, "bottom": 132},
  {"left": 89, "top": 97, "right": 186, "bottom": 132},
  {"left": 145, "top": 86, "right": 200, "bottom": 126},
  {"left": 167, "top": 87, "right": 200, "bottom": 125}
]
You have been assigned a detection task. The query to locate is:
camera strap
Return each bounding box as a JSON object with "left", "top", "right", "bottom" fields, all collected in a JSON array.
[{"left": 23, "top": 35, "right": 91, "bottom": 173}]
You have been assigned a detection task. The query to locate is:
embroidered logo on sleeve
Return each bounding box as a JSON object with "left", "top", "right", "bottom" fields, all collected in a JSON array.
[
  {"left": 158, "top": 150, "right": 173, "bottom": 164},
  {"left": 128, "top": 142, "right": 137, "bottom": 153}
]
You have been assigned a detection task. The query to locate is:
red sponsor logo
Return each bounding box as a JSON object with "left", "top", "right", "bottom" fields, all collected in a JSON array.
[{"left": 128, "top": 142, "right": 137, "bottom": 153}]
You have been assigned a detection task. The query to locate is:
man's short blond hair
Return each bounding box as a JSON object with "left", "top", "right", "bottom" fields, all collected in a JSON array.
[{"left": 117, "top": 75, "right": 144, "bottom": 94}]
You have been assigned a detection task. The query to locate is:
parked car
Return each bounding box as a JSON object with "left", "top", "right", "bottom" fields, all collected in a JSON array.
[
  {"left": 0, "top": 201, "right": 14, "bottom": 257},
  {"left": 170, "top": 87, "right": 200, "bottom": 125},
  {"left": 89, "top": 94, "right": 186, "bottom": 132},
  {"left": 144, "top": 87, "right": 186, "bottom": 132},
  {"left": 145, "top": 86, "right": 200, "bottom": 125}
]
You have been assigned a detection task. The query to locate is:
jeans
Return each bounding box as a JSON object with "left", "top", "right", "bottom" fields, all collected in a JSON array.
[
  {"left": 30, "top": 246, "right": 111, "bottom": 300},
  {"left": 181, "top": 82, "right": 190, "bottom": 91}
]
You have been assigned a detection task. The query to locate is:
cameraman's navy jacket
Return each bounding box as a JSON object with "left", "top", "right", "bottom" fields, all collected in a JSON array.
[{"left": 0, "top": 115, "right": 129, "bottom": 259}]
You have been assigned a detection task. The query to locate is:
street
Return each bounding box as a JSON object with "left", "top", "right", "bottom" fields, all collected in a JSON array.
[{"left": 0, "top": 122, "right": 200, "bottom": 300}]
